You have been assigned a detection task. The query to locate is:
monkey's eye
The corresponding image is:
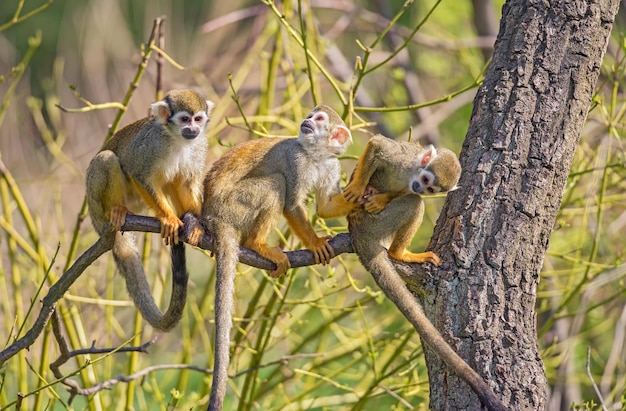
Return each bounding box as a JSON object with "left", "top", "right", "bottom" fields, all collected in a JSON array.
[
  {"left": 315, "top": 114, "right": 325, "bottom": 121},
  {"left": 426, "top": 187, "right": 435, "bottom": 194},
  {"left": 194, "top": 116, "right": 203, "bottom": 122},
  {"left": 180, "top": 116, "right": 190, "bottom": 123},
  {"left": 421, "top": 175, "right": 431, "bottom": 184}
]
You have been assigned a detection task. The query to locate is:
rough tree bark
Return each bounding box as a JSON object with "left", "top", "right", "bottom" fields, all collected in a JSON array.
[{"left": 424, "top": 0, "right": 620, "bottom": 409}]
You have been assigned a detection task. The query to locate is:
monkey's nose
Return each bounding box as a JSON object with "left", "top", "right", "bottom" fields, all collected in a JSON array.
[{"left": 411, "top": 181, "right": 422, "bottom": 194}]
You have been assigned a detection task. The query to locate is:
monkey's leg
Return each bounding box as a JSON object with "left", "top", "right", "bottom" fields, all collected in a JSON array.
[
  {"left": 86, "top": 150, "right": 131, "bottom": 233},
  {"left": 343, "top": 140, "right": 380, "bottom": 203},
  {"left": 171, "top": 178, "right": 204, "bottom": 246},
  {"left": 238, "top": 176, "right": 291, "bottom": 277},
  {"left": 242, "top": 218, "right": 290, "bottom": 278},
  {"left": 386, "top": 196, "right": 441, "bottom": 266},
  {"left": 173, "top": 176, "right": 203, "bottom": 216}
]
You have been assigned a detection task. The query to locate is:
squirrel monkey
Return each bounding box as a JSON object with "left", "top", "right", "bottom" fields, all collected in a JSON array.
[
  {"left": 203, "top": 105, "right": 354, "bottom": 411},
  {"left": 344, "top": 136, "right": 507, "bottom": 410},
  {"left": 85, "top": 89, "right": 214, "bottom": 332}
]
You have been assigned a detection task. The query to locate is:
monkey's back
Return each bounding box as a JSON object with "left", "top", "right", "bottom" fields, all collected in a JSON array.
[
  {"left": 366, "top": 135, "right": 425, "bottom": 194},
  {"left": 204, "top": 137, "right": 292, "bottom": 200},
  {"left": 101, "top": 118, "right": 153, "bottom": 155}
]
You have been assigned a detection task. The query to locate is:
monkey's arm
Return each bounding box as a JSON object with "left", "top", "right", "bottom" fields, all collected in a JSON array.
[
  {"left": 343, "top": 139, "right": 381, "bottom": 203},
  {"left": 130, "top": 177, "right": 183, "bottom": 245},
  {"left": 386, "top": 199, "right": 440, "bottom": 265},
  {"left": 283, "top": 206, "right": 334, "bottom": 265},
  {"left": 317, "top": 193, "right": 360, "bottom": 218}
]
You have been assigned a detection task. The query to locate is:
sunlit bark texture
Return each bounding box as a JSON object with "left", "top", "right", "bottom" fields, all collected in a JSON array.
[{"left": 426, "top": 0, "right": 620, "bottom": 409}]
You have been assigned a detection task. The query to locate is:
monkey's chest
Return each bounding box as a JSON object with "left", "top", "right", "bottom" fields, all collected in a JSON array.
[{"left": 161, "top": 142, "right": 204, "bottom": 182}]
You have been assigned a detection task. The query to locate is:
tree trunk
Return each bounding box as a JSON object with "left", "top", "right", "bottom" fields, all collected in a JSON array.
[{"left": 426, "top": 0, "right": 620, "bottom": 409}]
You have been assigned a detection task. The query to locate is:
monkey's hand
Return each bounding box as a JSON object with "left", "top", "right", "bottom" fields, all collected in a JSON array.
[
  {"left": 308, "top": 235, "right": 335, "bottom": 266},
  {"left": 342, "top": 180, "right": 367, "bottom": 203},
  {"left": 110, "top": 205, "right": 130, "bottom": 231},
  {"left": 363, "top": 194, "right": 390, "bottom": 214},
  {"left": 160, "top": 214, "right": 184, "bottom": 245}
]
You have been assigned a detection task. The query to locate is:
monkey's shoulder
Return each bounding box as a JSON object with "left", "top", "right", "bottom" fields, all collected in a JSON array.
[{"left": 102, "top": 118, "right": 154, "bottom": 154}]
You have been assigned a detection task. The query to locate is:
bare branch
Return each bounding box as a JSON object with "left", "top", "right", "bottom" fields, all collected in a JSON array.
[
  {"left": 0, "top": 212, "right": 430, "bottom": 369},
  {"left": 0, "top": 236, "right": 113, "bottom": 366},
  {"left": 126, "top": 213, "right": 357, "bottom": 272}
]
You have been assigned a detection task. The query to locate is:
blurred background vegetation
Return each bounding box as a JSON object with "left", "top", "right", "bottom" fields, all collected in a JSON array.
[{"left": 0, "top": 0, "right": 625, "bottom": 410}]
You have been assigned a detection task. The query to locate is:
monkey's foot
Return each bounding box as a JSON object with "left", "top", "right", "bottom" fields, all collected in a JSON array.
[
  {"left": 390, "top": 250, "right": 441, "bottom": 266},
  {"left": 308, "top": 236, "right": 335, "bottom": 266},
  {"left": 160, "top": 215, "right": 184, "bottom": 246},
  {"left": 269, "top": 253, "right": 291, "bottom": 278},
  {"left": 110, "top": 205, "right": 129, "bottom": 231},
  {"left": 181, "top": 213, "right": 205, "bottom": 246},
  {"left": 246, "top": 242, "right": 291, "bottom": 277},
  {"left": 186, "top": 225, "right": 204, "bottom": 247},
  {"left": 262, "top": 249, "right": 290, "bottom": 277}
]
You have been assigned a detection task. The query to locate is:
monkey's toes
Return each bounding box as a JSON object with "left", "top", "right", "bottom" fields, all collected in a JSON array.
[
  {"left": 186, "top": 225, "right": 204, "bottom": 246},
  {"left": 426, "top": 252, "right": 441, "bottom": 266},
  {"left": 270, "top": 257, "right": 291, "bottom": 277},
  {"left": 110, "top": 205, "right": 129, "bottom": 230}
]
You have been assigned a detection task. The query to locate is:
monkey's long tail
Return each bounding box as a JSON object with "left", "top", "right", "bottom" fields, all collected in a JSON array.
[
  {"left": 112, "top": 232, "right": 188, "bottom": 332},
  {"left": 208, "top": 221, "right": 239, "bottom": 411},
  {"left": 356, "top": 245, "right": 508, "bottom": 411}
]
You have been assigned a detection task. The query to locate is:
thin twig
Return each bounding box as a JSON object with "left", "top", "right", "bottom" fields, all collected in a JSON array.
[
  {"left": 586, "top": 346, "right": 609, "bottom": 411},
  {"left": 155, "top": 16, "right": 166, "bottom": 100}
]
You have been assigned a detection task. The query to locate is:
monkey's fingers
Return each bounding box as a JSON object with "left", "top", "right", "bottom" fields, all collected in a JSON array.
[
  {"left": 110, "top": 205, "right": 130, "bottom": 231},
  {"left": 309, "top": 236, "right": 335, "bottom": 265},
  {"left": 363, "top": 195, "right": 387, "bottom": 214},
  {"left": 342, "top": 182, "right": 365, "bottom": 203}
]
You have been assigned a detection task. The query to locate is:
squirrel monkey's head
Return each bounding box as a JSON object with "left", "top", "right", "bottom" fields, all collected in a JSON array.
[
  {"left": 410, "top": 146, "right": 461, "bottom": 195},
  {"left": 150, "top": 89, "right": 215, "bottom": 140},
  {"left": 299, "top": 105, "right": 352, "bottom": 156}
]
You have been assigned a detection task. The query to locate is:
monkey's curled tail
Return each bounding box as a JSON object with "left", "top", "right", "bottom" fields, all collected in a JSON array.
[
  {"left": 208, "top": 221, "right": 239, "bottom": 411},
  {"left": 112, "top": 232, "right": 188, "bottom": 332},
  {"left": 354, "top": 241, "right": 508, "bottom": 411}
]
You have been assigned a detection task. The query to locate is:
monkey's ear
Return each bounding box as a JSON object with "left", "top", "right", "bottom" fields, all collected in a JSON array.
[
  {"left": 331, "top": 126, "right": 352, "bottom": 145},
  {"left": 419, "top": 145, "right": 438, "bottom": 167},
  {"left": 150, "top": 101, "right": 171, "bottom": 124},
  {"left": 206, "top": 100, "right": 215, "bottom": 115}
]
